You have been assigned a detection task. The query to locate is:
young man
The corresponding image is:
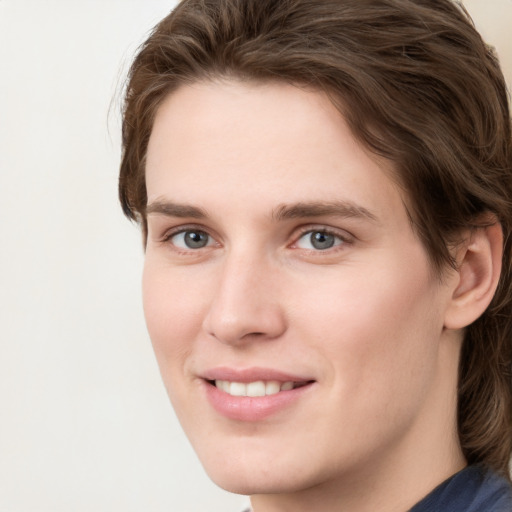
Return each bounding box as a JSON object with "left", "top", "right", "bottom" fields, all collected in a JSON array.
[{"left": 119, "top": 1, "right": 512, "bottom": 510}]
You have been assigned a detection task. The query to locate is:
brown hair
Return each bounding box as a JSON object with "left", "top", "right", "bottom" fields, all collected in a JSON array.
[{"left": 119, "top": 0, "right": 512, "bottom": 477}]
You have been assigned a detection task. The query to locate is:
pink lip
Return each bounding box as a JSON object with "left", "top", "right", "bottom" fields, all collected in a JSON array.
[
  {"left": 201, "top": 367, "right": 315, "bottom": 422},
  {"left": 202, "top": 366, "right": 311, "bottom": 383}
]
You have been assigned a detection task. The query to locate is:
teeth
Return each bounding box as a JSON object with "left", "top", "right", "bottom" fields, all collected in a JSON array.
[
  {"left": 214, "top": 380, "right": 298, "bottom": 397},
  {"left": 265, "top": 381, "right": 280, "bottom": 395},
  {"left": 280, "top": 381, "right": 294, "bottom": 391},
  {"left": 247, "top": 381, "right": 265, "bottom": 397},
  {"left": 230, "top": 382, "right": 246, "bottom": 396}
]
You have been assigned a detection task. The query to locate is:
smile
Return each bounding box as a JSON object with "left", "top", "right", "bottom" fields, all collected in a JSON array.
[
  {"left": 203, "top": 373, "right": 315, "bottom": 421},
  {"left": 214, "top": 380, "right": 306, "bottom": 397}
]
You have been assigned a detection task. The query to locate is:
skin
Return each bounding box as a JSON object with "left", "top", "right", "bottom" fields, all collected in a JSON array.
[{"left": 143, "top": 80, "right": 470, "bottom": 512}]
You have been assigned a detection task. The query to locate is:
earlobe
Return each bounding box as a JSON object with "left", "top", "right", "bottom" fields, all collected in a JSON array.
[{"left": 444, "top": 220, "right": 503, "bottom": 330}]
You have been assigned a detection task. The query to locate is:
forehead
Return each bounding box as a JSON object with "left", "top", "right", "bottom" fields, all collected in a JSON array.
[{"left": 146, "top": 80, "right": 407, "bottom": 227}]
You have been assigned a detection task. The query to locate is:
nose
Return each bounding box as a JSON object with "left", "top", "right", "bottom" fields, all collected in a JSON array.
[{"left": 202, "top": 253, "right": 287, "bottom": 346}]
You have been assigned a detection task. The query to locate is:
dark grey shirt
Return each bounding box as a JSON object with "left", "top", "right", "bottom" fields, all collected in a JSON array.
[
  {"left": 242, "top": 465, "right": 512, "bottom": 512},
  {"left": 410, "top": 464, "right": 512, "bottom": 512}
]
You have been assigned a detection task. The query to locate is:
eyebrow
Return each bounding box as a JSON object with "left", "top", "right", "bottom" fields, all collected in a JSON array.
[
  {"left": 145, "top": 200, "right": 208, "bottom": 219},
  {"left": 145, "top": 199, "right": 378, "bottom": 223},
  {"left": 272, "top": 201, "right": 378, "bottom": 223}
]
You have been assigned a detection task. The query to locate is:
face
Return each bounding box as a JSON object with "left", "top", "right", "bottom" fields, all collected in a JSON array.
[{"left": 143, "top": 81, "right": 458, "bottom": 497}]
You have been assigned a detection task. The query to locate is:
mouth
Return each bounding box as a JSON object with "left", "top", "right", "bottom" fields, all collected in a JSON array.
[
  {"left": 207, "top": 379, "right": 311, "bottom": 397},
  {"left": 202, "top": 370, "right": 315, "bottom": 421}
]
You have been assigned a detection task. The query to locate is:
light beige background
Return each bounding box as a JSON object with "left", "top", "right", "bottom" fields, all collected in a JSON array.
[{"left": 0, "top": 1, "right": 510, "bottom": 511}]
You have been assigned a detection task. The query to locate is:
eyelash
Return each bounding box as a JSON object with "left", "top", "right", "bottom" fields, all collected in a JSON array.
[
  {"left": 159, "top": 225, "right": 352, "bottom": 253},
  {"left": 292, "top": 226, "right": 352, "bottom": 252},
  {"left": 161, "top": 225, "right": 216, "bottom": 251}
]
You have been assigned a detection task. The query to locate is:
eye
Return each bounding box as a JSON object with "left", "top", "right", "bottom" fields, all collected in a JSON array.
[
  {"left": 169, "top": 229, "right": 213, "bottom": 249},
  {"left": 295, "top": 230, "right": 345, "bottom": 251}
]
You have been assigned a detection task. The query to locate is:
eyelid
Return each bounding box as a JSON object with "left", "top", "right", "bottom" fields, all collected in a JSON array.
[
  {"left": 289, "top": 224, "right": 355, "bottom": 249},
  {"left": 153, "top": 222, "right": 353, "bottom": 252},
  {"left": 159, "top": 224, "right": 220, "bottom": 251},
  {"left": 159, "top": 223, "right": 210, "bottom": 240}
]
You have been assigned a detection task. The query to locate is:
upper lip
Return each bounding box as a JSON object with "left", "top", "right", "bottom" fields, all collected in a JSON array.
[{"left": 201, "top": 366, "right": 313, "bottom": 383}]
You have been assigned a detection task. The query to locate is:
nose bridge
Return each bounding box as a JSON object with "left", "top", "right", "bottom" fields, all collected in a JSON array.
[{"left": 202, "top": 247, "right": 285, "bottom": 345}]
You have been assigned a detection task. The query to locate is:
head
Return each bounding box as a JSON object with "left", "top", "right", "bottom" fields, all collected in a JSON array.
[{"left": 120, "top": 0, "right": 512, "bottom": 489}]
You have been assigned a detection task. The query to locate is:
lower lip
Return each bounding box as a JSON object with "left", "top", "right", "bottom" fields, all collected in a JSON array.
[{"left": 203, "top": 381, "right": 314, "bottom": 422}]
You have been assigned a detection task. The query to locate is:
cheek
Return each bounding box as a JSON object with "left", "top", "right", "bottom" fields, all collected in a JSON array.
[
  {"left": 294, "top": 258, "right": 444, "bottom": 405},
  {"left": 142, "top": 260, "right": 207, "bottom": 368}
]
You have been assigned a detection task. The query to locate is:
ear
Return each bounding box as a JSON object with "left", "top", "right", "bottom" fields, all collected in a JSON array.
[{"left": 444, "top": 219, "right": 503, "bottom": 330}]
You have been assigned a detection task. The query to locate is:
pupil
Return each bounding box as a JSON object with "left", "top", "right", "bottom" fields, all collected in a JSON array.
[
  {"left": 311, "top": 231, "right": 335, "bottom": 250},
  {"left": 185, "top": 231, "right": 208, "bottom": 248}
]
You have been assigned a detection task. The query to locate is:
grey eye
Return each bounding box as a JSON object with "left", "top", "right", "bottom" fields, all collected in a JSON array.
[
  {"left": 310, "top": 231, "right": 336, "bottom": 250},
  {"left": 296, "top": 230, "right": 343, "bottom": 251},
  {"left": 172, "top": 230, "right": 211, "bottom": 249}
]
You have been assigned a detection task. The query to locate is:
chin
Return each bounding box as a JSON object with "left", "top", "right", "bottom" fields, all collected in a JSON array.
[
  {"left": 203, "top": 462, "right": 310, "bottom": 496},
  {"left": 192, "top": 437, "right": 334, "bottom": 497}
]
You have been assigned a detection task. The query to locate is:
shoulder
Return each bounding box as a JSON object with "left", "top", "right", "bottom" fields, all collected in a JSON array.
[{"left": 410, "top": 465, "right": 512, "bottom": 512}]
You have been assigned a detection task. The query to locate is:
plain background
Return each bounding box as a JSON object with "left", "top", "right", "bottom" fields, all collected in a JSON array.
[{"left": 0, "top": 1, "right": 510, "bottom": 511}]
